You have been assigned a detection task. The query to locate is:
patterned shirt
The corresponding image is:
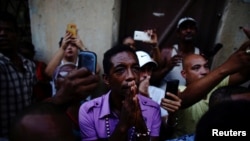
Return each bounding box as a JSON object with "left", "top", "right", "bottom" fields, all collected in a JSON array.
[{"left": 0, "top": 53, "right": 36, "bottom": 137}]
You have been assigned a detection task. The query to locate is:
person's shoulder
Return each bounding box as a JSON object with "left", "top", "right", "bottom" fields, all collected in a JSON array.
[
  {"left": 148, "top": 85, "right": 164, "bottom": 96},
  {"left": 138, "top": 94, "right": 160, "bottom": 109},
  {"left": 21, "top": 55, "right": 36, "bottom": 67},
  {"left": 0, "top": 53, "right": 10, "bottom": 64},
  {"left": 80, "top": 94, "right": 106, "bottom": 112},
  {"left": 179, "top": 85, "right": 186, "bottom": 92}
]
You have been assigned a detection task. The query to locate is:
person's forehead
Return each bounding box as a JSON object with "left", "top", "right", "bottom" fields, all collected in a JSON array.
[
  {"left": 111, "top": 51, "right": 137, "bottom": 65},
  {"left": 190, "top": 58, "right": 206, "bottom": 65},
  {"left": 67, "top": 42, "right": 77, "bottom": 47},
  {"left": 181, "top": 21, "right": 196, "bottom": 26},
  {"left": 21, "top": 115, "right": 57, "bottom": 129},
  {"left": 112, "top": 51, "right": 136, "bottom": 59},
  {"left": 186, "top": 56, "right": 206, "bottom": 67}
]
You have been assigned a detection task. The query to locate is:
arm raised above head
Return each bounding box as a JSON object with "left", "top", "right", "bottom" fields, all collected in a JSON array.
[{"left": 179, "top": 40, "right": 250, "bottom": 108}]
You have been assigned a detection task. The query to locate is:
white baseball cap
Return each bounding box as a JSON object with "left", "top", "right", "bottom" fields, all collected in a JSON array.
[
  {"left": 136, "top": 51, "right": 157, "bottom": 68},
  {"left": 177, "top": 17, "right": 197, "bottom": 29}
]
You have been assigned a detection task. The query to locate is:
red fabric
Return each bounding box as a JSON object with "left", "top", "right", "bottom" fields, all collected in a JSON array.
[{"left": 33, "top": 61, "right": 52, "bottom": 102}]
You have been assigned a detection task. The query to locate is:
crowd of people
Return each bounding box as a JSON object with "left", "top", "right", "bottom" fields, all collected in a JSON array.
[{"left": 1, "top": 10, "right": 250, "bottom": 141}]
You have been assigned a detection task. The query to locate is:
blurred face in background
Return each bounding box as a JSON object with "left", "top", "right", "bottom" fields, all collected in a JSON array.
[
  {"left": 177, "top": 21, "right": 197, "bottom": 42},
  {"left": 0, "top": 21, "right": 18, "bottom": 52},
  {"left": 64, "top": 43, "right": 79, "bottom": 60}
]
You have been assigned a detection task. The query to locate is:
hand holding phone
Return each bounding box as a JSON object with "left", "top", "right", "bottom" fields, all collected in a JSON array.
[
  {"left": 133, "top": 31, "right": 151, "bottom": 42},
  {"left": 66, "top": 23, "right": 77, "bottom": 38},
  {"left": 78, "top": 51, "right": 97, "bottom": 73},
  {"left": 165, "top": 80, "right": 179, "bottom": 98}
]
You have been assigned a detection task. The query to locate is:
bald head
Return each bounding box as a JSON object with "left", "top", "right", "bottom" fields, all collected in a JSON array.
[
  {"left": 181, "top": 54, "right": 210, "bottom": 85},
  {"left": 182, "top": 54, "right": 206, "bottom": 68}
]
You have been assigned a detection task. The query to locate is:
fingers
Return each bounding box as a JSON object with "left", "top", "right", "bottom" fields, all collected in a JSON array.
[
  {"left": 71, "top": 37, "right": 85, "bottom": 50},
  {"left": 67, "top": 67, "right": 92, "bottom": 79},
  {"left": 240, "top": 40, "right": 250, "bottom": 50},
  {"left": 65, "top": 68, "right": 99, "bottom": 88},
  {"left": 170, "top": 55, "right": 182, "bottom": 66},
  {"left": 61, "top": 32, "right": 72, "bottom": 49},
  {"left": 143, "top": 29, "right": 158, "bottom": 44},
  {"left": 161, "top": 93, "right": 182, "bottom": 113},
  {"left": 129, "top": 80, "right": 137, "bottom": 97},
  {"left": 166, "top": 92, "right": 181, "bottom": 101}
]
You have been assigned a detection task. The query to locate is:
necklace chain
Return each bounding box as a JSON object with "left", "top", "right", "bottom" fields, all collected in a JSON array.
[{"left": 105, "top": 117, "right": 135, "bottom": 141}]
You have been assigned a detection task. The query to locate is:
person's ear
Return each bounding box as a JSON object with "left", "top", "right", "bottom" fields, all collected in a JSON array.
[
  {"left": 102, "top": 74, "right": 110, "bottom": 86},
  {"left": 181, "top": 70, "right": 187, "bottom": 79}
]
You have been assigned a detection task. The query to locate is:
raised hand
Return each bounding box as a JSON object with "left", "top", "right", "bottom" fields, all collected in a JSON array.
[
  {"left": 52, "top": 67, "right": 99, "bottom": 105},
  {"left": 222, "top": 40, "right": 250, "bottom": 74},
  {"left": 61, "top": 32, "right": 72, "bottom": 50},
  {"left": 71, "top": 35, "right": 86, "bottom": 51},
  {"left": 144, "top": 29, "right": 158, "bottom": 44}
]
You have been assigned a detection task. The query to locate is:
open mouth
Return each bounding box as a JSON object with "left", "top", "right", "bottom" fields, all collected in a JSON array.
[{"left": 66, "top": 50, "right": 73, "bottom": 55}]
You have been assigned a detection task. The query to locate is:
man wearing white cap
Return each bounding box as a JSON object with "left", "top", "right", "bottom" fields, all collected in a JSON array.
[
  {"left": 136, "top": 50, "right": 181, "bottom": 128},
  {"left": 151, "top": 17, "right": 201, "bottom": 90}
]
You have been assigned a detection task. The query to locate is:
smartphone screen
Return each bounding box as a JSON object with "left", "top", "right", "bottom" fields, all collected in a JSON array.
[
  {"left": 165, "top": 79, "right": 179, "bottom": 98},
  {"left": 78, "top": 51, "right": 97, "bottom": 73},
  {"left": 133, "top": 31, "right": 151, "bottom": 42}
]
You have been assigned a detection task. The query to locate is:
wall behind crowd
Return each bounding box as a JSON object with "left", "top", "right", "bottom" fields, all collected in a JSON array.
[
  {"left": 212, "top": 0, "right": 250, "bottom": 86},
  {"left": 212, "top": 0, "right": 250, "bottom": 69},
  {"left": 29, "top": 0, "right": 121, "bottom": 68},
  {"left": 1, "top": 0, "right": 249, "bottom": 88},
  {"left": 28, "top": 0, "right": 121, "bottom": 95}
]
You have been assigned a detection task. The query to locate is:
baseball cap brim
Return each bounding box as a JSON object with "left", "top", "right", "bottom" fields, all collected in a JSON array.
[{"left": 177, "top": 17, "right": 197, "bottom": 29}]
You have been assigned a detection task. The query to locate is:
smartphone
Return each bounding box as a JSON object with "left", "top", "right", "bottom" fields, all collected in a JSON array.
[
  {"left": 165, "top": 79, "right": 179, "bottom": 98},
  {"left": 66, "top": 23, "right": 77, "bottom": 37},
  {"left": 133, "top": 30, "right": 151, "bottom": 42},
  {"left": 78, "top": 51, "right": 97, "bottom": 73}
]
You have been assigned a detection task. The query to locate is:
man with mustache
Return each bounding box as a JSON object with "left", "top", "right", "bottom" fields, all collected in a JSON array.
[{"left": 79, "top": 45, "right": 162, "bottom": 141}]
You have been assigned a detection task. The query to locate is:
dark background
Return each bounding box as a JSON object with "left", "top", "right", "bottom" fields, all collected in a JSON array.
[{"left": 119, "top": 0, "right": 227, "bottom": 58}]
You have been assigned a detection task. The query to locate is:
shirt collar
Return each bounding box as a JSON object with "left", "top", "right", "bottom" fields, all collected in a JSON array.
[{"left": 99, "top": 90, "right": 112, "bottom": 119}]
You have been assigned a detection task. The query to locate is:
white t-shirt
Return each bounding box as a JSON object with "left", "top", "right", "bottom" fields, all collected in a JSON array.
[
  {"left": 159, "top": 44, "right": 200, "bottom": 90},
  {"left": 148, "top": 85, "right": 168, "bottom": 118}
]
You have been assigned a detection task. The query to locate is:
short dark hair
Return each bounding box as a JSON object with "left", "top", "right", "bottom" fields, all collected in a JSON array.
[
  {"left": 0, "top": 11, "right": 18, "bottom": 31},
  {"left": 103, "top": 44, "right": 137, "bottom": 74}
]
